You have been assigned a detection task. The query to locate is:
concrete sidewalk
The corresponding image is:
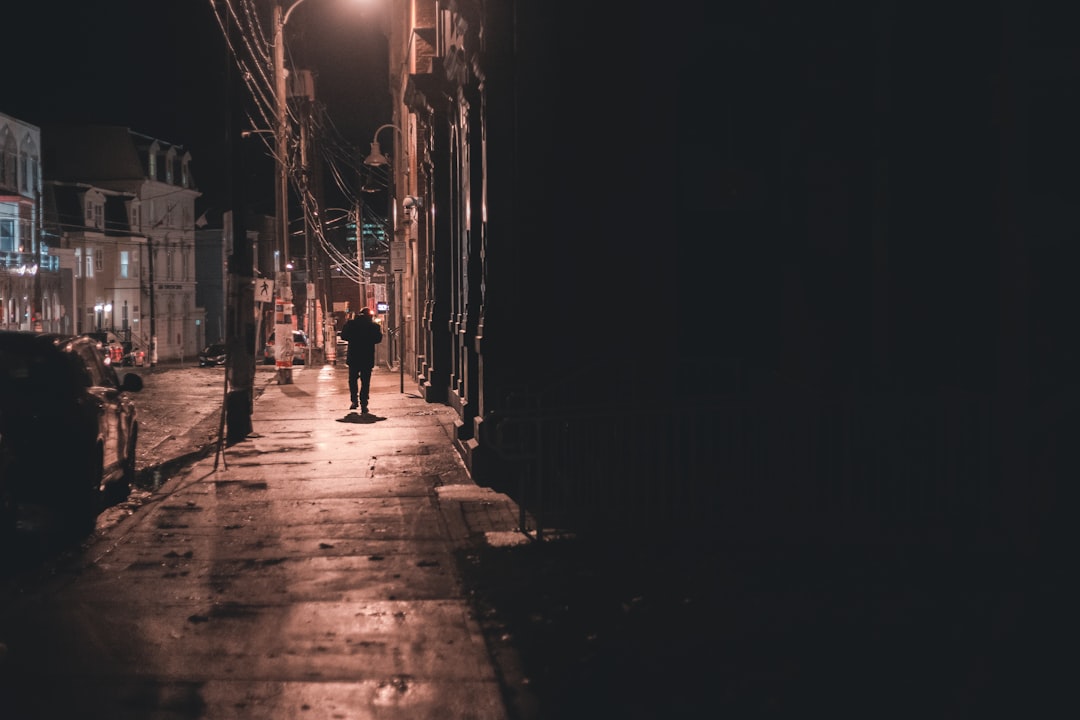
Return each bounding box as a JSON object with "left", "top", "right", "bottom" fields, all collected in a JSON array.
[{"left": 0, "top": 364, "right": 528, "bottom": 719}]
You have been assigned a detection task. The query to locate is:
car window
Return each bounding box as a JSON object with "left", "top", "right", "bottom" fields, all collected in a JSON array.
[{"left": 73, "top": 342, "right": 112, "bottom": 387}]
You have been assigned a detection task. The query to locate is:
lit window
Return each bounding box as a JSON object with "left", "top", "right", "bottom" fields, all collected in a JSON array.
[
  {"left": 74, "top": 248, "right": 82, "bottom": 278},
  {"left": 85, "top": 248, "right": 94, "bottom": 278},
  {"left": 120, "top": 251, "right": 130, "bottom": 278}
]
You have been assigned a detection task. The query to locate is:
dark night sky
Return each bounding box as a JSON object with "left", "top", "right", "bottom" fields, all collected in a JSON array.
[{"left": 1, "top": 0, "right": 389, "bottom": 217}]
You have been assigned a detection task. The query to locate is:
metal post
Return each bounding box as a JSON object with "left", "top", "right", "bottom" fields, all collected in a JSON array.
[
  {"left": 398, "top": 270, "right": 404, "bottom": 393},
  {"left": 357, "top": 199, "right": 365, "bottom": 310},
  {"left": 148, "top": 234, "right": 157, "bottom": 365}
]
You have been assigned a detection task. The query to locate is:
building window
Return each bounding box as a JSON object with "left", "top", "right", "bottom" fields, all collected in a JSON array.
[
  {"left": 0, "top": 149, "right": 6, "bottom": 188},
  {"left": 94, "top": 204, "right": 103, "bottom": 229},
  {"left": 181, "top": 160, "right": 190, "bottom": 188},
  {"left": 120, "top": 250, "right": 130, "bottom": 278},
  {"left": 0, "top": 219, "right": 13, "bottom": 252},
  {"left": 95, "top": 248, "right": 104, "bottom": 273},
  {"left": 148, "top": 152, "right": 157, "bottom": 179},
  {"left": 74, "top": 248, "right": 82, "bottom": 278},
  {"left": 0, "top": 131, "right": 12, "bottom": 188},
  {"left": 85, "top": 248, "right": 94, "bottom": 278},
  {"left": 166, "top": 248, "right": 174, "bottom": 280},
  {"left": 86, "top": 200, "right": 93, "bottom": 222}
]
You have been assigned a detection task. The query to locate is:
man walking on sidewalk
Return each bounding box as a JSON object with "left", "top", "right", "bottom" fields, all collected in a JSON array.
[{"left": 340, "top": 307, "right": 383, "bottom": 413}]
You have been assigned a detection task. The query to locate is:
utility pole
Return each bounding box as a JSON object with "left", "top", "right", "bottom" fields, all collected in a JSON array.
[
  {"left": 295, "top": 69, "right": 317, "bottom": 365},
  {"left": 225, "top": 2, "right": 254, "bottom": 442},
  {"left": 273, "top": 0, "right": 294, "bottom": 384}
]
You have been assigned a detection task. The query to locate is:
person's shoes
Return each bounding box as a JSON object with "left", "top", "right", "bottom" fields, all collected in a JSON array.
[
  {"left": 349, "top": 402, "right": 358, "bottom": 410},
  {"left": 361, "top": 406, "right": 369, "bottom": 415}
]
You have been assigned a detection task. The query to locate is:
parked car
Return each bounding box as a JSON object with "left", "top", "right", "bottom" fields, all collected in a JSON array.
[
  {"left": 262, "top": 330, "right": 308, "bottom": 365},
  {"left": 83, "top": 330, "right": 127, "bottom": 366},
  {"left": 0, "top": 331, "right": 143, "bottom": 534},
  {"left": 198, "top": 342, "right": 228, "bottom": 367}
]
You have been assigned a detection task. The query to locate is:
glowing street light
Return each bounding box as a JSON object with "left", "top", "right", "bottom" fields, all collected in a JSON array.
[{"left": 364, "top": 123, "right": 406, "bottom": 392}]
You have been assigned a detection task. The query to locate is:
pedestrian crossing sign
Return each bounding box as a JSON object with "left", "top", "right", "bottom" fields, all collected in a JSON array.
[{"left": 255, "top": 277, "right": 274, "bottom": 304}]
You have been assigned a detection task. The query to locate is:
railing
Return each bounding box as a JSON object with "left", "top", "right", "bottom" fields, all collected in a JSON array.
[{"left": 489, "top": 387, "right": 1003, "bottom": 552}]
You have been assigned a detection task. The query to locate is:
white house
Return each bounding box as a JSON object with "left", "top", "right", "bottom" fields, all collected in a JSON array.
[{"left": 42, "top": 125, "right": 205, "bottom": 362}]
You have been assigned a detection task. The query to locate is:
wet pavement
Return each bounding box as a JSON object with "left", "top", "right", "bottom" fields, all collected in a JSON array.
[{"left": 0, "top": 364, "right": 526, "bottom": 719}]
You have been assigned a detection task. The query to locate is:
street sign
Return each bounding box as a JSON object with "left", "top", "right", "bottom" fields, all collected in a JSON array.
[
  {"left": 390, "top": 240, "right": 406, "bottom": 272},
  {"left": 255, "top": 277, "right": 274, "bottom": 304}
]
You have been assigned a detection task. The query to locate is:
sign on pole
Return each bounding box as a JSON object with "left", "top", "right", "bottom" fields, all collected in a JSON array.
[
  {"left": 255, "top": 277, "right": 274, "bottom": 304},
  {"left": 390, "top": 240, "right": 406, "bottom": 273}
]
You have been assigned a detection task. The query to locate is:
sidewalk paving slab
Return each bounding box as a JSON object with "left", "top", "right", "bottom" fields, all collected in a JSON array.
[{"left": 0, "top": 365, "right": 529, "bottom": 720}]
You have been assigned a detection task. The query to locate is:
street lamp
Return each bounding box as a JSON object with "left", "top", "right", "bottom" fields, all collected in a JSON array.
[
  {"left": 272, "top": 0, "right": 371, "bottom": 380},
  {"left": 364, "top": 123, "right": 405, "bottom": 392}
]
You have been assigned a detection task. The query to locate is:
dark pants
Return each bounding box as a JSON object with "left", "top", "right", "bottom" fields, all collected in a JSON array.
[{"left": 348, "top": 363, "right": 373, "bottom": 409}]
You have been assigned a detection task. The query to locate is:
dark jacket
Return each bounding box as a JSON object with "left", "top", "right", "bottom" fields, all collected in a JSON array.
[{"left": 340, "top": 315, "right": 383, "bottom": 368}]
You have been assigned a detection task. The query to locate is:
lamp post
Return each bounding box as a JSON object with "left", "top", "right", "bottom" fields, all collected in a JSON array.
[{"left": 364, "top": 123, "right": 405, "bottom": 393}]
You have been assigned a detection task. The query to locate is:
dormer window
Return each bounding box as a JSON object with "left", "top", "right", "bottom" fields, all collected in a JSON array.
[
  {"left": 84, "top": 190, "right": 105, "bottom": 230},
  {"left": 0, "top": 129, "right": 15, "bottom": 190},
  {"left": 181, "top": 154, "right": 191, "bottom": 188},
  {"left": 148, "top": 140, "right": 161, "bottom": 180},
  {"left": 129, "top": 200, "right": 141, "bottom": 230},
  {"left": 19, "top": 139, "right": 37, "bottom": 194},
  {"left": 165, "top": 147, "right": 176, "bottom": 184}
]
